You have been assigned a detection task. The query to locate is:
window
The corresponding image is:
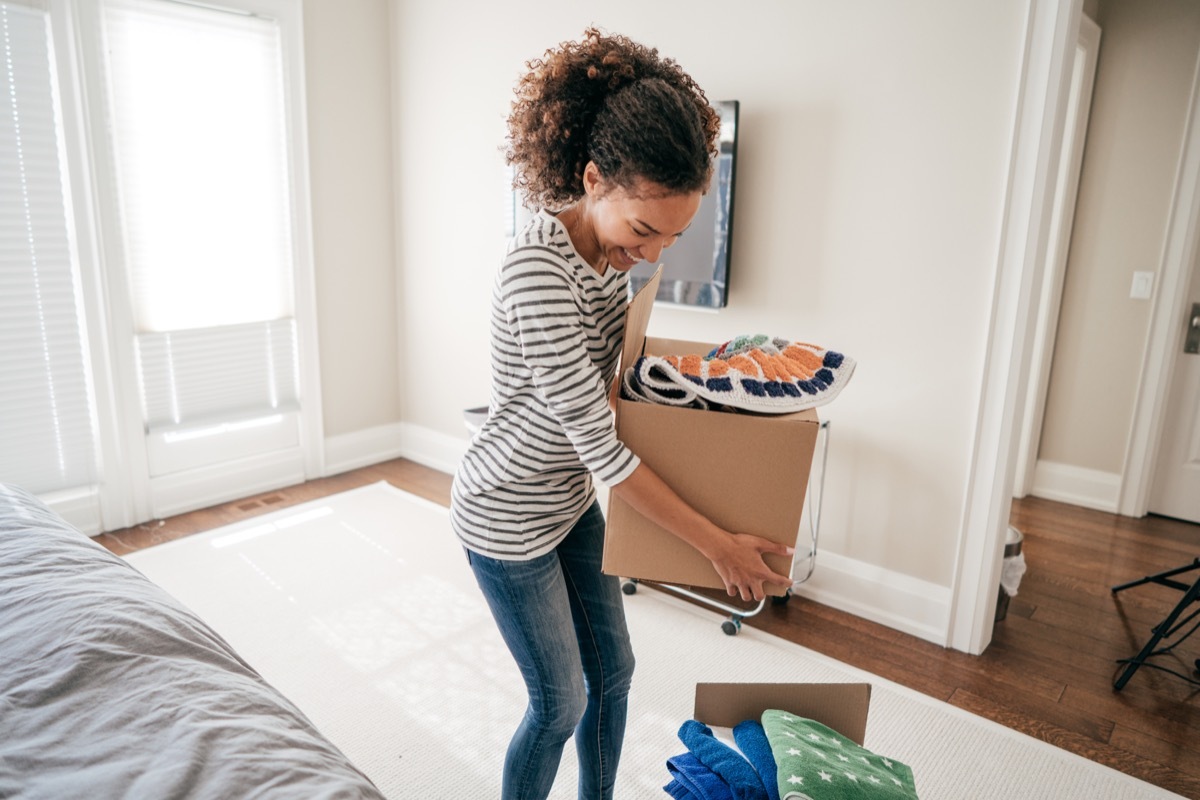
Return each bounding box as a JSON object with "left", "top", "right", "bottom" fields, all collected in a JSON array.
[
  {"left": 104, "top": 0, "right": 296, "bottom": 333},
  {"left": 90, "top": 0, "right": 318, "bottom": 516},
  {"left": 0, "top": 2, "right": 100, "bottom": 497},
  {"left": 3, "top": 0, "right": 319, "bottom": 529},
  {"left": 103, "top": 0, "right": 303, "bottom": 479}
]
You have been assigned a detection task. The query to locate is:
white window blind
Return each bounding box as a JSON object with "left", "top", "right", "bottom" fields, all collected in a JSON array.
[
  {"left": 101, "top": 0, "right": 301, "bottom": 474},
  {"left": 135, "top": 318, "right": 298, "bottom": 428},
  {"left": 0, "top": 2, "right": 100, "bottom": 495}
]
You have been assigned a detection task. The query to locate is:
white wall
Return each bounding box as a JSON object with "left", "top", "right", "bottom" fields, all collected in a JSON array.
[
  {"left": 303, "top": 0, "right": 400, "bottom": 441},
  {"left": 383, "top": 0, "right": 1032, "bottom": 641}
]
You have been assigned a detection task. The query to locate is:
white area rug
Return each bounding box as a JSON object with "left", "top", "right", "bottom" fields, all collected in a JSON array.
[{"left": 125, "top": 482, "right": 1181, "bottom": 799}]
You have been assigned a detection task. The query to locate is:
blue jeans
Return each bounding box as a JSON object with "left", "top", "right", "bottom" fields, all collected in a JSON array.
[{"left": 465, "top": 501, "right": 635, "bottom": 800}]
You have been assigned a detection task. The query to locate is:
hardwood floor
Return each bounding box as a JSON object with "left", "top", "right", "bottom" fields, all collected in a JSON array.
[{"left": 95, "top": 459, "right": 1200, "bottom": 798}]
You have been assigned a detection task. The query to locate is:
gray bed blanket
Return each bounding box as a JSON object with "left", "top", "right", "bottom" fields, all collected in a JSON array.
[{"left": 0, "top": 484, "right": 386, "bottom": 799}]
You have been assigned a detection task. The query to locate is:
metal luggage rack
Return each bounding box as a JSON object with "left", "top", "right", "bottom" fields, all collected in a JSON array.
[{"left": 621, "top": 418, "right": 831, "bottom": 635}]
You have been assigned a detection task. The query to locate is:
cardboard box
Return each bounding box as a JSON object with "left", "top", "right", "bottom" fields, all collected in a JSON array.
[
  {"left": 692, "top": 682, "right": 871, "bottom": 746},
  {"left": 602, "top": 268, "right": 821, "bottom": 596}
]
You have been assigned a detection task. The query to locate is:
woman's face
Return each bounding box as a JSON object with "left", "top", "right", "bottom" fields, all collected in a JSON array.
[{"left": 583, "top": 164, "right": 703, "bottom": 273}]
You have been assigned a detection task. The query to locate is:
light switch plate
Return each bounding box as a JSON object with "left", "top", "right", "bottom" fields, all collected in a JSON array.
[{"left": 1130, "top": 271, "right": 1154, "bottom": 300}]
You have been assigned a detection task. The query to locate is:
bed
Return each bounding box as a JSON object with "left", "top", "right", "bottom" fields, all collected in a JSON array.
[{"left": 0, "top": 483, "right": 386, "bottom": 799}]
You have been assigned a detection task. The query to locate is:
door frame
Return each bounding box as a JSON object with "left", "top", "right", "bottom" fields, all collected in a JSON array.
[
  {"left": 953, "top": 0, "right": 1200, "bottom": 652},
  {"left": 1119, "top": 49, "right": 1200, "bottom": 518},
  {"left": 1014, "top": 15, "right": 1102, "bottom": 499},
  {"left": 948, "top": 0, "right": 1082, "bottom": 654}
]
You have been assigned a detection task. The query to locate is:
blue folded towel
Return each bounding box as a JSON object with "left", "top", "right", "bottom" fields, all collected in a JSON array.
[
  {"left": 665, "top": 752, "right": 736, "bottom": 800},
  {"left": 733, "top": 720, "right": 780, "bottom": 800},
  {"left": 678, "top": 720, "right": 769, "bottom": 800}
]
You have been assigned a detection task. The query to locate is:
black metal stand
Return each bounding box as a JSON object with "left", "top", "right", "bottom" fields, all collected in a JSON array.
[{"left": 1111, "top": 558, "right": 1200, "bottom": 691}]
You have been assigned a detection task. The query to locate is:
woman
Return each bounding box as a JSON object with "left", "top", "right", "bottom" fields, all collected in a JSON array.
[{"left": 450, "top": 28, "right": 793, "bottom": 800}]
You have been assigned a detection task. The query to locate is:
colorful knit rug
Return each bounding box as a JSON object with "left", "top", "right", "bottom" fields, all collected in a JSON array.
[{"left": 622, "top": 335, "right": 855, "bottom": 414}]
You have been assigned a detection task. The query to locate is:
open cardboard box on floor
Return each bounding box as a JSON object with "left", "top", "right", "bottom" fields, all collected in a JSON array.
[
  {"left": 602, "top": 267, "right": 821, "bottom": 596},
  {"left": 692, "top": 682, "right": 871, "bottom": 745}
]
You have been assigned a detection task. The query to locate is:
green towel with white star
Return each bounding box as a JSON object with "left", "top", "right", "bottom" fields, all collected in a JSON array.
[{"left": 761, "top": 710, "right": 918, "bottom": 800}]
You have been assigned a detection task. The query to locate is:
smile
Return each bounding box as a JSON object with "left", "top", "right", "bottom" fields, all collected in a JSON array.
[{"left": 618, "top": 248, "right": 639, "bottom": 267}]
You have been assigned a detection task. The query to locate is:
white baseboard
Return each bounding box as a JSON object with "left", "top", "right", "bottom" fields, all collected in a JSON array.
[
  {"left": 41, "top": 486, "right": 103, "bottom": 536},
  {"left": 323, "top": 422, "right": 409, "bottom": 476},
  {"left": 149, "top": 449, "right": 307, "bottom": 520},
  {"left": 791, "top": 550, "right": 953, "bottom": 646},
  {"left": 397, "top": 422, "right": 469, "bottom": 476},
  {"left": 1030, "top": 460, "right": 1120, "bottom": 513},
  {"left": 323, "top": 421, "right": 468, "bottom": 478}
]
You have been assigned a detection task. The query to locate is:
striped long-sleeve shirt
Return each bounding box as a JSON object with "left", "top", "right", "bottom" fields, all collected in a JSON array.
[{"left": 450, "top": 211, "right": 641, "bottom": 559}]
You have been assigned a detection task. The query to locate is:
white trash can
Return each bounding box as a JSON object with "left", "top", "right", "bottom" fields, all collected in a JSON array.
[{"left": 995, "top": 526, "right": 1026, "bottom": 622}]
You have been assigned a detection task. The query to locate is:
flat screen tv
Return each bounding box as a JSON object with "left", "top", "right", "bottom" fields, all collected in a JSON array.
[{"left": 627, "top": 99, "right": 739, "bottom": 310}]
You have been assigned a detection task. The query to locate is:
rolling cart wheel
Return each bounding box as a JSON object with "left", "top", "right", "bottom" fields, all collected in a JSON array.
[
  {"left": 771, "top": 589, "right": 792, "bottom": 606},
  {"left": 721, "top": 617, "right": 741, "bottom": 636},
  {"left": 621, "top": 579, "right": 638, "bottom": 595}
]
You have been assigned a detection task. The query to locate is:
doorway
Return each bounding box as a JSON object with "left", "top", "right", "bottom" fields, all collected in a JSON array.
[
  {"left": 1147, "top": 250, "right": 1200, "bottom": 523},
  {"left": 1017, "top": 0, "right": 1200, "bottom": 524}
]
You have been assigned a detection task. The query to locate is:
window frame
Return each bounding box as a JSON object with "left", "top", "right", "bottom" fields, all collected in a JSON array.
[{"left": 47, "top": 0, "right": 323, "bottom": 529}]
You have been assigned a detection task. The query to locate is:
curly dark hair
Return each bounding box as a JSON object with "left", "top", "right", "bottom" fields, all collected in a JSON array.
[{"left": 506, "top": 28, "right": 721, "bottom": 210}]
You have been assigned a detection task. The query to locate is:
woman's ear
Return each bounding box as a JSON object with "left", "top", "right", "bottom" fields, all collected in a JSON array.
[{"left": 581, "top": 161, "right": 604, "bottom": 198}]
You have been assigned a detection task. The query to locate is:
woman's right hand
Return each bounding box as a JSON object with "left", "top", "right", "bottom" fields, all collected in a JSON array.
[
  {"left": 610, "top": 463, "right": 795, "bottom": 602},
  {"left": 707, "top": 531, "right": 794, "bottom": 602}
]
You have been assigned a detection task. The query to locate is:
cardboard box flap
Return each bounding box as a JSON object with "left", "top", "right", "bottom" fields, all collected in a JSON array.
[
  {"left": 618, "top": 265, "right": 663, "bottom": 380},
  {"left": 693, "top": 683, "right": 871, "bottom": 745}
]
